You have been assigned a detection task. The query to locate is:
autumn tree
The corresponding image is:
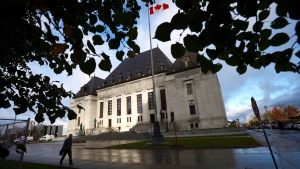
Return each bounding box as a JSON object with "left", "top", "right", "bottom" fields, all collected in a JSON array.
[
  {"left": 247, "top": 116, "right": 260, "bottom": 128},
  {"left": 1, "top": 0, "right": 300, "bottom": 124},
  {"left": 282, "top": 105, "right": 300, "bottom": 119}
]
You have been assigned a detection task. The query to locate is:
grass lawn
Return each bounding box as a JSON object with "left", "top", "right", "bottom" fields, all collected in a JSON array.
[
  {"left": 0, "top": 160, "right": 75, "bottom": 169},
  {"left": 107, "top": 134, "right": 262, "bottom": 149}
]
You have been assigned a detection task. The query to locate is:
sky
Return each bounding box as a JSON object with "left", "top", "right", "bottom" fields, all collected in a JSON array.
[{"left": 1, "top": 0, "right": 300, "bottom": 134}]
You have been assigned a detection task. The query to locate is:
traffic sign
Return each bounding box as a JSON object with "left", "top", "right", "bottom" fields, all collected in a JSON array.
[{"left": 251, "top": 97, "right": 260, "bottom": 119}]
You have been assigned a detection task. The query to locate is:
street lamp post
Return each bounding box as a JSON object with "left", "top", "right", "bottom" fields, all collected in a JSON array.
[{"left": 264, "top": 105, "right": 274, "bottom": 137}]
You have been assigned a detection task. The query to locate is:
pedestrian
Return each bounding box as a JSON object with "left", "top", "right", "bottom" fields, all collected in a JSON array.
[{"left": 60, "top": 134, "right": 73, "bottom": 166}]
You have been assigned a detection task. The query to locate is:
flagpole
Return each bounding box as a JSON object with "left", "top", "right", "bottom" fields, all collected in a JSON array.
[{"left": 148, "top": 4, "right": 158, "bottom": 121}]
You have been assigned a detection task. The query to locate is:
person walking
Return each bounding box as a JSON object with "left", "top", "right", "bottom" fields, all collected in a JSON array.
[{"left": 60, "top": 134, "right": 73, "bottom": 166}]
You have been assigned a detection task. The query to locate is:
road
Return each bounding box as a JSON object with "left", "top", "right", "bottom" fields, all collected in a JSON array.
[{"left": 2, "top": 129, "right": 300, "bottom": 169}]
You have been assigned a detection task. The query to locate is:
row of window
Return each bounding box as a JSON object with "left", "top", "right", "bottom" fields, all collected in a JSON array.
[
  {"left": 78, "top": 84, "right": 195, "bottom": 127},
  {"left": 99, "top": 90, "right": 167, "bottom": 117},
  {"left": 77, "top": 117, "right": 141, "bottom": 127}
]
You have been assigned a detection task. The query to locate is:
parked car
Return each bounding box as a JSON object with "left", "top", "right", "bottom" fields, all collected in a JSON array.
[
  {"left": 38, "top": 137, "right": 46, "bottom": 142},
  {"left": 14, "top": 136, "right": 34, "bottom": 144},
  {"left": 292, "top": 122, "right": 300, "bottom": 129},
  {"left": 283, "top": 123, "right": 293, "bottom": 129},
  {"left": 39, "top": 135, "right": 54, "bottom": 142}
]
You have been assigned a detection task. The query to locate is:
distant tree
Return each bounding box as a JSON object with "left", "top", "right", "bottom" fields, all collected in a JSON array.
[
  {"left": 262, "top": 110, "right": 273, "bottom": 124},
  {"left": 269, "top": 106, "right": 288, "bottom": 122},
  {"left": 1, "top": 0, "right": 299, "bottom": 124},
  {"left": 247, "top": 116, "right": 260, "bottom": 128},
  {"left": 282, "top": 105, "right": 300, "bottom": 119}
]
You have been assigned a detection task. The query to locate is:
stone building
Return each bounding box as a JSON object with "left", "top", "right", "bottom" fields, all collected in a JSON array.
[{"left": 67, "top": 48, "right": 227, "bottom": 136}]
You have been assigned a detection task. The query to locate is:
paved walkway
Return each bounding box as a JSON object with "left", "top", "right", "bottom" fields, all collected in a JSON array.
[{"left": 3, "top": 130, "right": 300, "bottom": 169}]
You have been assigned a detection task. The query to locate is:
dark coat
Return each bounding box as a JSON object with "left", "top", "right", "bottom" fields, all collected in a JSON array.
[{"left": 62, "top": 138, "right": 72, "bottom": 150}]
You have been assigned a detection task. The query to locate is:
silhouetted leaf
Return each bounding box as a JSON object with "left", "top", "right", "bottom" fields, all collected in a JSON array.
[
  {"left": 183, "top": 35, "right": 202, "bottom": 52},
  {"left": 154, "top": 22, "right": 173, "bottom": 42},
  {"left": 276, "top": 1, "right": 288, "bottom": 16},
  {"left": 258, "top": 40, "right": 270, "bottom": 51},
  {"left": 271, "top": 17, "right": 289, "bottom": 29},
  {"left": 108, "top": 38, "right": 120, "bottom": 49},
  {"left": 187, "top": 9, "right": 204, "bottom": 32},
  {"left": 253, "top": 21, "right": 263, "bottom": 32},
  {"left": 295, "top": 50, "right": 300, "bottom": 58},
  {"left": 260, "top": 29, "right": 272, "bottom": 39},
  {"left": 211, "top": 63, "right": 222, "bottom": 73},
  {"left": 237, "top": 62, "right": 247, "bottom": 74},
  {"left": 98, "top": 59, "right": 112, "bottom": 71},
  {"left": 210, "top": 9, "right": 232, "bottom": 25},
  {"left": 171, "top": 12, "right": 188, "bottom": 30},
  {"left": 295, "top": 21, "right": 300, "bottom": 36},
  {"left": 259, "top": 10, "right": 270, "bottom": 21},
  {"left": 171, "top": 43, "right": 185, "bottom": 59},
  {"left": 250, "top": 60, "right": 262, "bottom": 69},
  {"left": 67, "top": 109, "right": 77, "bottom": 120},
  {"left": 89, "top": 14, "right": 97, "bottom": 25},
  {"left": 92, "top": 35, "right": 104, "bottom": 45},
  {"left": 116, "top": 51, "right": 125, "bottom": 61},
  {"left": 175, "top": 0, "right": 194, "bottom": 10},
  {"left": 128, "top": 27, "right": 138, "bottom": 40},
  {"left": 95, "top": 25, "right": 105, "bottom": 33},
  {"left": 35, "top": 113, "right": 44, "bottom": 123},
  {"left": 288, "top": 0, "right": 300, "bottom": 19},
  {"left": 87, "top": 40, "right": 96, "bottom": 54},
  {"left": 237, "top": 0, "right": 257, "bottom": 17},
  {"left": 70, "top": 49, "right": 86, "bottom": 64},
  {"left": 226, "top": 55, "right": 240, "bottom": 66},
  {"left": 79, "top": 58, "right": 96, "bottom": 75},
  {"left": 270, "top": 33, "right": 289, "bottom": 46},
  {"left": 233, "top": 20, "right": 249, "bottom": 31}
]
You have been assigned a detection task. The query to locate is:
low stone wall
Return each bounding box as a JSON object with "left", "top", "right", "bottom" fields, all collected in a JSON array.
[{"left": 163, "top": 127, "right": 247, "bottom": 137}]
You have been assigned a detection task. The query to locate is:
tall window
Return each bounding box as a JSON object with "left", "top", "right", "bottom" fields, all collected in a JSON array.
[
  {"left": 108, "top": 100, "right": 112, "bottom": 115},
  {"left": 117, "top": 98, "right": 121, "bottom": 116},
  {"left": 117, "top": 118, "right": 121, "bottom": 123},
  {"left": 100, "top": 102, "right": 103, "bottom": 118},
  {"left": 160, "top": 89, "right": 167, "bottom": 110},
  {"left": 189, "top": 100, "right": 196, "bottom": 114},
  {"left": 186, "top": 84, "right": 193, "bottom": 95},
  {"left": 77, "top": 117, "right": 80, "bottom": 126},
  {"left": 148, "top": 92, "right": 154, "bottom": 109},
  {"left": 138, "top": 116, "right": 143, "bottom": 122},
  {"left": 127, "top": 96, "right": 131, "bottom": 115},
  {"left": 137, "top": 94, "right": 142, "bottom": 113},
  {"left": 184, "top": 60, "right": 189, "bottom": 67}
]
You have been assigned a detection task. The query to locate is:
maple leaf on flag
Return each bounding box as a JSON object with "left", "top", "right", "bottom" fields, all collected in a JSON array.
[{"left": 149, "top": 3, "right": 169, "bottom": 15}]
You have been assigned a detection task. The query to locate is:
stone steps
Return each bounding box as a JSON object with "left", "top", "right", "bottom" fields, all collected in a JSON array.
[{"left": 75, "top": 131, "right": 151, "bottom": 141}]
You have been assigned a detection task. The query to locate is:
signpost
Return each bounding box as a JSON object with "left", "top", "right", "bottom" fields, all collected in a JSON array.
[{"left": 251, "top": 97, "right": 278, "bottom": 169}]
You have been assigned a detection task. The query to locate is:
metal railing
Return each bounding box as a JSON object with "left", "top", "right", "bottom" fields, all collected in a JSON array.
[{"left": 0, "top": 117, "right": 30, "bottom": 169}]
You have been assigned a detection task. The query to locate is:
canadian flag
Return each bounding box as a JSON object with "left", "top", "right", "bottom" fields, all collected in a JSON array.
[{"left": 149, "top": 3, "right": 169, "bottom": 15}]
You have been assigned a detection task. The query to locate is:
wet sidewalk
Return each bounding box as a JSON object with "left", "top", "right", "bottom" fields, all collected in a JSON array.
[{"left": 4, "top": 130, "right": 300, "bottom": 169}]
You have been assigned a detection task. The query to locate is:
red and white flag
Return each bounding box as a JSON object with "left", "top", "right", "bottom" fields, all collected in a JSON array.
[{"left": 149, "top": 3, "right": 169, "bottom": 15}]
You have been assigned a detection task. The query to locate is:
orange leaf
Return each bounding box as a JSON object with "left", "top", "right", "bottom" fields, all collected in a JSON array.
[{"left": 51, "top": 44, "right": 68, "bottom": 56}]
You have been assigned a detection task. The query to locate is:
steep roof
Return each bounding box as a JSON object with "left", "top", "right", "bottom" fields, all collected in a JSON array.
[
  {"left": 73, "top": 76, "right": 104, "bottom": 99},
  {"left": 100, "top": 47, "right": 172, "bottom": 88},
  {"left": 166, "top": 51, "right": 200, "bottom": 75},
  {"left": 72, "top": 48, "right": 201, "bottom": 99}
]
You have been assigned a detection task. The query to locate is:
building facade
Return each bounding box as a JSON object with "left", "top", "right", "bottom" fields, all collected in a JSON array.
[{"left": 67, "top": 48, "right": 228, "bottom": 136}]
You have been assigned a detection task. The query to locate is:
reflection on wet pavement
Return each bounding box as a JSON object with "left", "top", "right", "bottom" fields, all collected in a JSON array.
[{"left": 3, "top": 130, "right": 300, "bottom": 169}]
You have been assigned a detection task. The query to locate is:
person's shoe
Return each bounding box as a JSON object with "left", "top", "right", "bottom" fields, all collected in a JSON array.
[
  {"left": 69, "top": 163, "right": 73, "bottom": 166},
  {"left": 60, "top": 161, "right": 62, "bottom": 165}
]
